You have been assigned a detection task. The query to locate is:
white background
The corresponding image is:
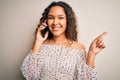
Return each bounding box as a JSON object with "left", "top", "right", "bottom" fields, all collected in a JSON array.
[{"left": 0, "top": 0, "right": 120, "bottom": 80}]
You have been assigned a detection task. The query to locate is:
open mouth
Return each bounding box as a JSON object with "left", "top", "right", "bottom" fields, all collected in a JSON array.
[{"left": 52, "top": 27, "right": 61, "bottom": 31}]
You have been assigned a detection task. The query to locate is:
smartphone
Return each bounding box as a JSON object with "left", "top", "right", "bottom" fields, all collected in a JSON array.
[{"left": 41, "top": 26, "right": 49, "bottom": 38}]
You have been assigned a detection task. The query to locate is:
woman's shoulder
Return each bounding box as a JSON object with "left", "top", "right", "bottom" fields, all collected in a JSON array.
[{"left": 72, "top": 41, "right": 85, "bottom": 50}]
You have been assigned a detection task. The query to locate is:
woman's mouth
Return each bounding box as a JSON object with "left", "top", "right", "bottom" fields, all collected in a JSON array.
[{"left": 52, "top": 27, "right": 60, "bottom": 31}]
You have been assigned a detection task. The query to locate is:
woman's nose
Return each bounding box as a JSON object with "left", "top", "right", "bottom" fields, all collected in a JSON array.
[{"left": 53, "top": 19, "right": 58, "bottom": 25}]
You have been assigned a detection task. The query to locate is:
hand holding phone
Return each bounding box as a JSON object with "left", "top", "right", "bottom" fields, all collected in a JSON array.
[
  {"left": 39, "top": 20, "right": 49, "bottom": 38},
  {"left": 41, "top": 27, "right": 49, "bottom": 38}
]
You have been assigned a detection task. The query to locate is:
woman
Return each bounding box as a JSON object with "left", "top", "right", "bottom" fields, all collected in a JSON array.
[{"left": 21, "top": 1, "right": 107, "bottom": 80}]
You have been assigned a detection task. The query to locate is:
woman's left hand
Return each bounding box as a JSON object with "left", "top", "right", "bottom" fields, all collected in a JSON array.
[{"left": 88, "top": 32, "right": 107, "bottom": 55}]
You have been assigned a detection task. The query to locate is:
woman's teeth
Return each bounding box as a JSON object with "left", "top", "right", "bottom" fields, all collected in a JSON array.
[{"left": 52, "top": 27, "right": 60, "bottom": 31}]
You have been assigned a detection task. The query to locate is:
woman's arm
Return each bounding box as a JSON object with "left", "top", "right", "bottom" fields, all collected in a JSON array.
[
  {"left": 86, "top": 32, "right": 107, "bottom": 68},
  {"left": 32, "top": 22, "right": 48, "bottom": 53}
]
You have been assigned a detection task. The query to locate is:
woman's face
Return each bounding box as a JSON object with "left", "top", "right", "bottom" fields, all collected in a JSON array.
[{"left": 47, "top": 6, "right": 67, "bottom": 37}]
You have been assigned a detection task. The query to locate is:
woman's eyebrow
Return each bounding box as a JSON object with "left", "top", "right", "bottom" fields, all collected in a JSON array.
[{"left": 48, "top": 14, "right": 65, "bottom": 17}]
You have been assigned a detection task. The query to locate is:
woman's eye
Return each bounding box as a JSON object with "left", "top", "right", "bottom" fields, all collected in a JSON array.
[
  {"left": 48, "top": 17, "right": 53, "bottom": 19},
  {"left": 59, "top": 17, "right": 64, "bottom": 19}
]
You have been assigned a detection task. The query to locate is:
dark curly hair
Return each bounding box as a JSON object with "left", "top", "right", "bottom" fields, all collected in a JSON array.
[{"left": 36, "top": 1, "right": 78, "bottom": 41}]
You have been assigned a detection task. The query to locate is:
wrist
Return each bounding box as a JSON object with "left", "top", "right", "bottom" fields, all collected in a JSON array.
[
  {"left": 35, "top": 39, "right": 43, "bottom": 44},
  {"left": 32, "top": 39, "right": 43, "bottom": 53},
  {"left": 35, "top": 37, "right": 44, "bottom": 42},
  {"left": 86, "top": 51, "right": 96, "bottom": 68},
  {"left": 88, "top": 50, "right": 96, "bottom": 56}
]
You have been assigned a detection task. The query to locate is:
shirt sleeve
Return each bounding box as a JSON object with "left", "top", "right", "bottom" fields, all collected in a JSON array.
[
  {"left": 76, "top": 51, "right": 98, "bottom": 80},
  {"left": 20, "top": 51, "right": 41, "bottom": 80}
]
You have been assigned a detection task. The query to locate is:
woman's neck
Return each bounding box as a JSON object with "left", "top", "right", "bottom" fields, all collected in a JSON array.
[
  {"left": 47, "top": 35, "right": 73, "bottom": 47},
  {"left": 52, "top": 35, "right": 68, "bottom": 44}
]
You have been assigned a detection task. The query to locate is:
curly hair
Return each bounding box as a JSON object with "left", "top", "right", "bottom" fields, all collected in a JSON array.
[{"left": 36, "top": 1, "right": 78, "bottom": 41}]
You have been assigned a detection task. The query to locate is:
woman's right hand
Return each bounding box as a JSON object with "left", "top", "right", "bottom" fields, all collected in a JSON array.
[
  {"left": 32, "top": 22, "right": 49, "bottom": 53},
  {"left": 35, "top": 22, "right": 49, "bottom": 42}
]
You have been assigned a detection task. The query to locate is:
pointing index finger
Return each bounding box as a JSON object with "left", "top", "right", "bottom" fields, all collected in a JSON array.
[
  {"left": 94, "top": 32, "right": 107, "bottom": 42},
  {"left": 98, "top": 32, "right": 107, "bottom": 39}
]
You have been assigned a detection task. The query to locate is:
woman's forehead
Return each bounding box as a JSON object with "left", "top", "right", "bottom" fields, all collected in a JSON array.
[{"left": 48, "top": 6, "right": 66, "bottom": 16}]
